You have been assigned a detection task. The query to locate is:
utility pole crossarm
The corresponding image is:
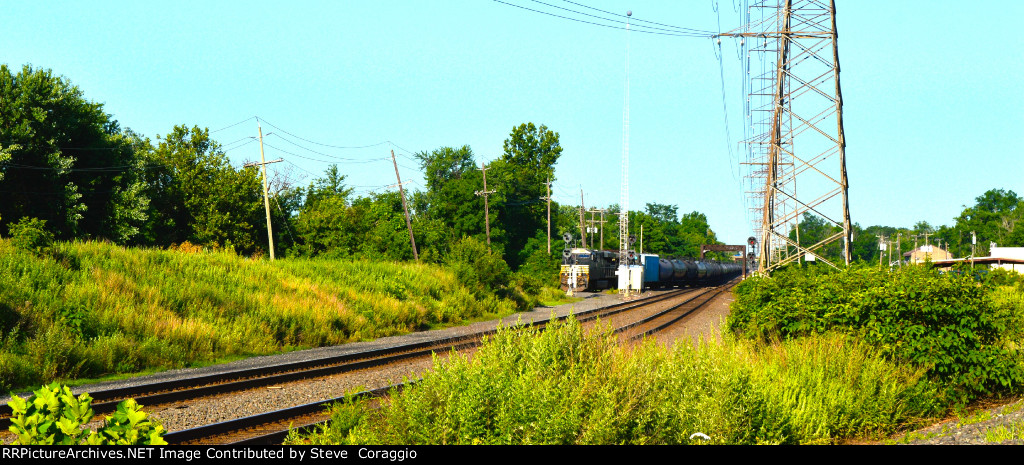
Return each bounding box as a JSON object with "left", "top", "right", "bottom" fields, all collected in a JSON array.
[{"left": 242, "top": 158, "right": 284, "bottom": 168}]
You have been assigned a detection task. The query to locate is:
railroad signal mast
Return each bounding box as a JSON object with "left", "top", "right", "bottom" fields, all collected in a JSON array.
[{"left": 718, "top": 0, "right": 852, "bottom": 275}]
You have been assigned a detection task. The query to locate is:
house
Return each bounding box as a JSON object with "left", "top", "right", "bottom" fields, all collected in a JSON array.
[{"left": 903, "top": 244, "right": 953, "bottom": 264}]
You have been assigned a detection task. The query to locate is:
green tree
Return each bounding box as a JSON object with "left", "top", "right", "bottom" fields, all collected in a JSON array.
[
  {"left": 293, "top": 165, "right": 358, "bottom": 257},
  {"left": 490, "top": 123, "right": 563, "bottom": 267},
  {"left": 953, "top": 189, "right": 1023, "bottom": 254},
  {"left": 414, "top": 146, "right": 491, "bottom": 249},
  {"left": 0, "top": 65, "right": 149, "bottom": 242},
  {"left": 144, "top": 125, "right": 265, "bottom": 253},
  {"left": 677, "top": 211, "right": 719, "bottom": 258}
]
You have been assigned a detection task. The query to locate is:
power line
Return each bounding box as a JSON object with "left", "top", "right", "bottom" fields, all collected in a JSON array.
[
  {"left": 2, "top": 163, "right": 167, "bottom": 172},
  {"left": 211, "top": 116, "right": 257, "bottom": 133},
  {"left": 266, "top": 133, "right": 390, "bottom": 162},
  {"left": 530, "top": 0, "right": 706, "bottom": 36},
  {"left": 491, "top": 0, "right": 713, "bottom": 38},
  {"left": 260, "top": 141, "right": 389, "bottom": 165},
  {"left": 257, "top": 117, "right": 389, "bottom": 150},
  {"left": 560, "top": 0, "right": 716, "bottom": 34}
]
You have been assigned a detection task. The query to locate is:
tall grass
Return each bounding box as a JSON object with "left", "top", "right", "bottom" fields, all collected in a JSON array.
[
  {"left": 290, "top": 317, "right": 939, "bottom": 445},
  {"left": 0, "top": 240, "right": 518, "bottom": 391}
]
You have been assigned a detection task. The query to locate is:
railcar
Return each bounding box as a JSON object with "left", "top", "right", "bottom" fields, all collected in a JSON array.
[{"left": 560, "top": 249, "right": 742, "bottom": 292}]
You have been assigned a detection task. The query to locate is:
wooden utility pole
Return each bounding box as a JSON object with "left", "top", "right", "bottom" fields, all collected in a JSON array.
[
  {"left": 543, "top": 177, "right": 552, "bottom": 254},
  {"left": 391, "top": 150, "right": 418, "bottom": 261},
  {"left": 244, "top": 124, "right": 284, "bottom": 260},
  {"left": 897, "top": 232, "right": 902, "bottom": 267},
  {"left": 475, "top": 163, "right": 496, "bottom": 246}
]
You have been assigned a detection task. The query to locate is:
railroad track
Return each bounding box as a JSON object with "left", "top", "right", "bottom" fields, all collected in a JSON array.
[
  {"left": 3, "top": 282, "right": 735, "bottom": 445},
  {"left": 0, "top": 287, "right": 692, "bottom": 430},
  {"left": 164, "top": 281, "right": 736, "bottom": 444}
]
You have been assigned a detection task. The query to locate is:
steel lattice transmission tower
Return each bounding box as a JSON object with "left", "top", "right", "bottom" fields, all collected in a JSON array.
[{"left": 719, "top": 0, "right": 851, "bottom": 274}]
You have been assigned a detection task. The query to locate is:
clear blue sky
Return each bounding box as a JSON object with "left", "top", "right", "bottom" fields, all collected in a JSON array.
[{"left": 4, "top": 1, "right": 1022, "bottom": 247}]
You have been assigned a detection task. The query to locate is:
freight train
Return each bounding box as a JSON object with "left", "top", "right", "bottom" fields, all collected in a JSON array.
[{"left": 559, "top": 248, "right": 743, "bottom": 292}]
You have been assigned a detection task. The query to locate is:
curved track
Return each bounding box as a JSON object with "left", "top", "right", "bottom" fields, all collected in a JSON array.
[
  {"left": 162, "top": 281, "right": 738, "bottom": 444},
  {"left": 2, "top": 280, "right": 737, "bottom": 445}
]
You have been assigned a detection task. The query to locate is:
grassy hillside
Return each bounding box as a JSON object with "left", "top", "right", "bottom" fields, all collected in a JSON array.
[{"left": 0, "top": 240, "right": 519, "bottom": 391}]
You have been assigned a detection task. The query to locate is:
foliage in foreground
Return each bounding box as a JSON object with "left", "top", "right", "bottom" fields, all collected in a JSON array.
[
  {"left": 728, "top": 264, "right": 1024, "bottom": 404},
  {"left": 288, "top": 317, "right": 938, "bottom": 445},
  {"left": 0, "top": 239, "right": 519, "bottom": 391},
  {"left": 7, "top": 383, "right": 165, "bottom": 445}
]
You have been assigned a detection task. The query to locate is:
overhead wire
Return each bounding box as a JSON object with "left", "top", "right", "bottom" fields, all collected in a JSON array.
[
  {"left": 491, "top": 0, "right": 713, "bottom": 38},
  {"left": 560, "top": 0, "right": 717, "bottom": 34},
  {"left": 530, "top": 0, "right": 707, "bottom": 36},
  {"left": 266, "top": 132, "right": 388, "bottom": 162},
  {"left": 211, "top": 116, "right": 257, "bottom": 133},
  {"left": 259, "top": 141, "right": 387, "bottom": 165},
  {"left": 256, "top": 117, "right": 389, "bottom": 150}
]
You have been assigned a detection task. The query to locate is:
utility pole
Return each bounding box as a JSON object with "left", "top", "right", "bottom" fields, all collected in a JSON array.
[
  {"left": 588, "top": 208, "right": 607, "bottom": 250},
  {"left": 391, "top": 150, "right": 418, "bottom": 261},
  {"left": 897, "top": 232, "right": 902, "bottom": 267},
  {"left": 542, "top": 177, "right": 552, "bottom": 254},
  {"left": 971, "top": 230, "right": 977, "bottom": 267},
  {"left": 475, "top": 163, "right": 496, "bottom": 247},
  {"left": 875, "top": 234, "right": 886, "bottom": 269},
  {"left": 244, "top": 123, "right": 283, "bottom": 260},
  {"left": 579, "top": 188, "right": 586, "bottom": 249}
]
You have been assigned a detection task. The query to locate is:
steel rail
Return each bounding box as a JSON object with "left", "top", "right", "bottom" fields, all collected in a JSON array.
[
  {"left": 160, "top": 282, "right": 737, "bottom": 444},
  {"left": 0, "top": 288, "right": 691, "bottom": 430}
]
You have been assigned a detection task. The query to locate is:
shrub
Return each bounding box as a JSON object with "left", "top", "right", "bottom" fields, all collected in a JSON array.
[
  {"left": 7, "top": 217, "right": 54, "bottom": 254},
  {"left": 7, "top": 383, "right": 166, "bottom": 445},
  {"left": 288, "top": 318, "right": 934, "bottom": 445},
  {"left": 444, "top": 237, "right": 511, "bottom": 297},
  {"left": 729, "top": 264, "right": 1024, "bottom": 403}
]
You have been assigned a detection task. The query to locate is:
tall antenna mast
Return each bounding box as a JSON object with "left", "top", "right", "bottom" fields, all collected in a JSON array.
[{"left": 618, "top": 10, "right": 631, "bottom": 267}]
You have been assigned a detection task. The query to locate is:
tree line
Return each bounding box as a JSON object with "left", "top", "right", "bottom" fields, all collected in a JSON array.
[
  {"left": 789, "top": 188, "right": 1024, "bottom": 266},
  {"left": 0, "top": 65, "right": 729, "bottom": 285}
]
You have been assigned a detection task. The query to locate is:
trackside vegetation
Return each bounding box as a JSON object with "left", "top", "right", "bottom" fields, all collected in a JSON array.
[
  {"left": 289, "top": 264, "right": 1024, "bottom": 445},
  {"left": 7, "top": 383, "right": 165, "bottom": 445},
  {"left": 0, "top": 239, "right": 528, "bottom": 392},
  {"left": 287, "top": 317, "right": 939, "bottom": 445},
  {"left": 728, "top": 265, "right": 1024, "bottom": 404}
]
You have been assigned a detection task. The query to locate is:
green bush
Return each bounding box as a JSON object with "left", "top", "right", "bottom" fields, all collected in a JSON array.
[
  {"left": 444, "top": 236, "right": 511, "bottom": 293},
  {"left": 7, "top": 382, "right": 166, "bottom": 445},
  {"left": 288, "top": 317, "right": 935, "bottom": 445},
  {"left": 7, "top": 217, "right": 54, "bottom": 254},
  {"left": 729, "top": 265, "right": 1024, "bottom": 403}
]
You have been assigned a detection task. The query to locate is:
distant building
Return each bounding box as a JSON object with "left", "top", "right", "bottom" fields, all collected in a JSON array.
[
  {"left": 903, "top": 244, "right": 953, "bottom": 264},
  {"left": 929, "top": 245, "right": 1024, "bottom": 274}
]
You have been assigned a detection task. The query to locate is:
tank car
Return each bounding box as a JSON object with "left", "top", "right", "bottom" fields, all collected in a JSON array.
[{"left": 561, "top": 249, "right": 743, "bottom": 292}]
